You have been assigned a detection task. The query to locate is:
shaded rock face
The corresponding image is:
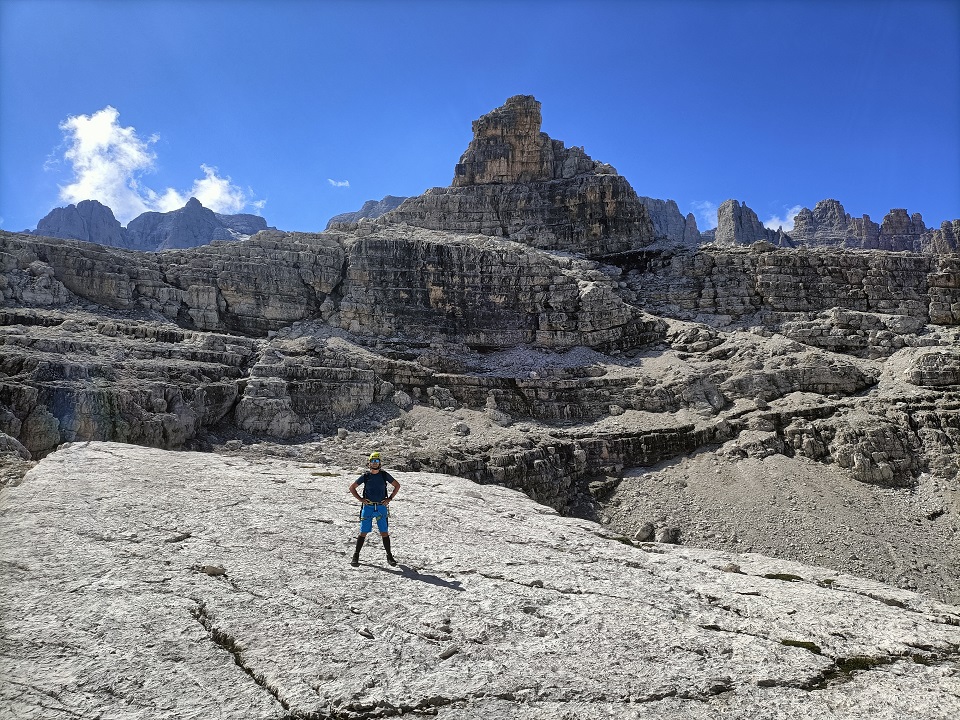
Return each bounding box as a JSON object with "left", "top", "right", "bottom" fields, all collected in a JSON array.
[
  {"left": 3, "top": 443, "right": 959, "bottom": 720},
  {"left": 784, "top": 200, "right": 951, "bottom": 253},
  {"left": 382, "top": 95, "right": 657, "bottom": 256},
  {"left": 879, "top": 208, "right": 927, "bottom": 252},
  {"left": 34, "top": 199, "right": 131, "bottom": 248},
  {"left": 126, "top": 197, "right": 269, "bottom": 250},
  {"left": 790, "top": 199, "right": 879, "bottom": 249},
  {"left": 928, "top": 220, "right": 960, "bottom": 254},
  {"left": 34, "top": 198, "right": 269, "bottom": 251},
  {"left": 638, "top": 197, "right": 701, "bottom": 247},
  {"left": 631, "top": 246, "right": 960, "bottom": 326},
  {"left": 215, "top": 212, "right": 269, "bottom": 237},
  {"left": 325, "top": 195, "right": 408, "bottom": 229},
  {"left": 712, "top": 199, "right": 781, "bottom": 246}
]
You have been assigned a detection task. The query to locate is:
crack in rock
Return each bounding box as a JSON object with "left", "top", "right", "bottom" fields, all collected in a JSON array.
[{"left": 190, "top": 599, "right": 293, "bottom": 715}]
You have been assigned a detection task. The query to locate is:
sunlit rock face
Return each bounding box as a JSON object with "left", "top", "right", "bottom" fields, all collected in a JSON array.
[
  {"left": 382, "top": 95, "right": 657, "bottom": 257},
  {"left": 2, "top": 442, "right": 959, "bottom": 720}
]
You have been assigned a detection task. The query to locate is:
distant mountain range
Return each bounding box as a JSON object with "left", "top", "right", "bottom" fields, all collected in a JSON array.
[{"left": 30, "top": 197, "right": 272, "bottom": 252}]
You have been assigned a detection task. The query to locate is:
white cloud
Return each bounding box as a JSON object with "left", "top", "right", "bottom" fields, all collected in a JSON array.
[
  {"left": 327, "top": 178, "right": 350, "bottom": 188},
  {"left": 691, "top": 200, "right": 718, "bottom": 230},
  {"left": 764, "top": 204, "right": 803, "bottom": 232},
  {"left": 147, "top": 164, "right": 248, "bottom": 215},
  {"left": 56, "top": 106, "right": 257, "bottom": 223}
]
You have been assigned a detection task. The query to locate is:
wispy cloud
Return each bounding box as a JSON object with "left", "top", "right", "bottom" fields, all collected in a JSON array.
[
  {"left": 691, "top": 200, "right": 718, "bottom": 230},
  {"left": 764, "top": 204, "right": 803, "bottom": 231},
  {"left": 327, "top": 178, "right": 350, "bottom": 188},
  {"left": 55, "top": 106, "right": 259, "bottom": 223}
]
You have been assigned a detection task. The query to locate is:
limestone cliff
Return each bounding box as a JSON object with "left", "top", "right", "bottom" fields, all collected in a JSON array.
[
  {"left": 711, "top": 199, "right": 785, "bottom": 247},
  {"left": 638, "top": 196, "right": 701, "bottom": 247},
  {"left": 790, "top": 199, "right": 879, "bottom": 248},
  {"left": 325, "top": 195, "right": 408, "bottom": 229},
  {"left": 3, "top": 96, "right": 960, "bottom": 610},
  {"left": 381, "top": 95, "right": 657, "bottom": 256}
]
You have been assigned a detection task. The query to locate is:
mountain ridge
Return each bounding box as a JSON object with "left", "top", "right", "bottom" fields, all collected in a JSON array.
[{"left": 32, "top": 197, "right": 272, "bottom": 251}]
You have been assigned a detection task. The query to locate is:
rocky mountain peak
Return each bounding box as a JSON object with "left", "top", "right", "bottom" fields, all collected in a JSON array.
[
  {"left": 452, "top": 95, "right": 611, "bottom": 187},
  {"left": 712, "top": 199, "right": 780, "bottom": 246},
  {"left": 381, "top": 96, "right": 652, "bottom": 255},
  {"left": 34, "top": 199, "right": 130, "bottom": 248}
]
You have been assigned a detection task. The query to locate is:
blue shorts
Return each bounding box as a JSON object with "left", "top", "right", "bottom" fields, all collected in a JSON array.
[{"left": 359, "top": 503, "right": 389, "bottom": 534}]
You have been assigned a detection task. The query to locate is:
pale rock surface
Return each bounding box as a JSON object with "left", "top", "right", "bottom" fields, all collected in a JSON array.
[
  {"left": 2, "top": 442, "right": 959, "bottom": 719},
  {"left": 326, "top": 196, "right": 410, "bottom": 229}
]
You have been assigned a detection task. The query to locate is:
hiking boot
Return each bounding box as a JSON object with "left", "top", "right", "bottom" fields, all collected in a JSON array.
[
  {"left": 350, "top": 555, "right": 360, "bottom": 567},
  {"left": 386, "top": 555, "right": 398, "bottom": 567}
]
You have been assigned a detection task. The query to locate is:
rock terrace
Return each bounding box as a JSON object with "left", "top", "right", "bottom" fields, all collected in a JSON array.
[{"left": 1, "top": 443, "right": 958, "bottom": 719}]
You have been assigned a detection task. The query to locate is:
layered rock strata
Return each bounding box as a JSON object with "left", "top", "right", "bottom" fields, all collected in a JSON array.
[
  {"left": 638, "top": 196, "right": 701, "bottom": 247},
  {"left": 1, "top": 227, "right": 665, "bottom": 350},
  {"left": 629, "top": 246, "right": 960, "bottom": 326},
  {"left": 380, "top": 95, "right": 657, "bottom": 256},
  {"left": 325, "top": 195, "right": 408, "bottom": 229}
]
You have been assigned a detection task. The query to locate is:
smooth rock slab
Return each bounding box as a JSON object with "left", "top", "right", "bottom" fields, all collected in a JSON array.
[{"left": 1, "top": 442, "right": 959, "bottom": 719}]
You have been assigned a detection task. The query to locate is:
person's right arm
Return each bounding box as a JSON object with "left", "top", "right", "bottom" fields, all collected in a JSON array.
[{"left": 349, "top": 479, "right": 369, "bottom": 504}]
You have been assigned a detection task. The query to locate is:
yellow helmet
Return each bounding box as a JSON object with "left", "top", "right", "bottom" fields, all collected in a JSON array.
[{"left": 369, "top": 452, "right": 382, "bottom": 462}]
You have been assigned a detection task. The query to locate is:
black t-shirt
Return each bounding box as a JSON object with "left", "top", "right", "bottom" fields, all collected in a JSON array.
[{"left": 356, "top": 470, "right": 396, "bottom": 502}]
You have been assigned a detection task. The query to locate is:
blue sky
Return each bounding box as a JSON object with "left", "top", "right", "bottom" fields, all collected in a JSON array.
[{"left": 1, "top": 0, "right": 958, "bottom": 234}]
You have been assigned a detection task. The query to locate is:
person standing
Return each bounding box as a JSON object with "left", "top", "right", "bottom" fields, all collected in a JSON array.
[{"left": 349, "top": 451, "right": 400, "bottom": 567}]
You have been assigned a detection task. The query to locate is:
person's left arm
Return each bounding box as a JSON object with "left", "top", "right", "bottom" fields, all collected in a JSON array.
[{"left": 385, "top": 474, "right": 400, "bottom": 502}]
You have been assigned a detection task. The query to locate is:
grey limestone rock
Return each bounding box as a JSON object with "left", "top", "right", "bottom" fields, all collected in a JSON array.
[
  {"left": 2, "top": 442, "right": 958, "bottom": 719},
  {"left": 927, "top": 220, "right": 960, "bottom": 254},
  {"left": 381, "top": 95, "right": 657, "bottom": 256},
  {"left": 214, "top": 211, "right": 268, "bottom": 237},
  {"left": 325, "top": 195, "right": 408, "bottom": 229},
  {"left": 127, "top": 197, "right": 227, "bottom": 250},
  {"left": 638, "top": 196, "right": 701, "bottom": 247},
  {"left": 879, "top": 208, "right": 928, "bottom": 252},
  {"left": 712, "top": 199, "right": 780, "bottom": 246},
  {"left": 34, "top": 198, "right": 270, "bottom": 252},
  {"left": 34, "top": 199, "right": 131, "bottom": 248},
  {"left": 789, "top": 200, "right": 951, "bottom": 254}
]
